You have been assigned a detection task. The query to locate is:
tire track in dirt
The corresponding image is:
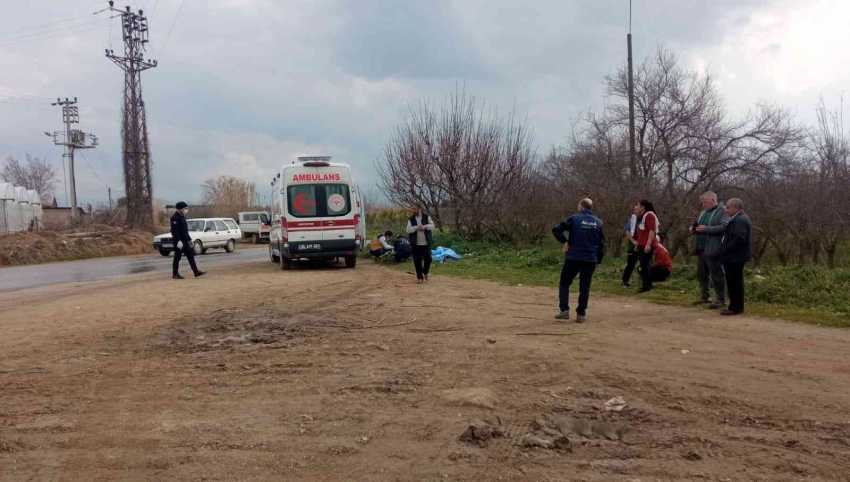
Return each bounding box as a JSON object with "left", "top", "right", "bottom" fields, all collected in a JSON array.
[{"left": 726, "top": 439, "right": 850, "bottom": 481}]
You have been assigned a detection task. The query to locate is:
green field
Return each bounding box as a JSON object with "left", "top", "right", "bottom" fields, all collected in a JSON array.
[{"left": 367, "top": 229, "right": 850, "bottom": 328}]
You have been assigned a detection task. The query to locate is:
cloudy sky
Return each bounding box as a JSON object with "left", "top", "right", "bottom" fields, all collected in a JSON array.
[{"left": 1, "top": 0, "right": 848, "bottom": 208}]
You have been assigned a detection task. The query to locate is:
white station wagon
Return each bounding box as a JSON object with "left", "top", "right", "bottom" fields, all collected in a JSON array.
[{"left": 152, "top": 218, "right": 242, "bottom": 256}]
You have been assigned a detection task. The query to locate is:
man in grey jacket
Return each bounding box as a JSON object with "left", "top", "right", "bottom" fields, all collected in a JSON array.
[{"left": 690, "top": 191, "right": 729, "bottom": 309}]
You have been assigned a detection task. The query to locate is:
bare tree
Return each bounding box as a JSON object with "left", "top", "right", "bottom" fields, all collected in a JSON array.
[
  {"left": 200, "top": 176, "right": 258, "bottom": 220},
  {"left": 1, "top": 154, "right": 59, "bottom": 199},
  {"left": 376, "top": 87, "right": 542, "bottom": 246}
]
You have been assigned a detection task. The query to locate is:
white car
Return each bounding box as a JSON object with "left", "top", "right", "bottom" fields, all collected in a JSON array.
[{"left": 152, "top": 218, "right": 242, "bottom": 256}]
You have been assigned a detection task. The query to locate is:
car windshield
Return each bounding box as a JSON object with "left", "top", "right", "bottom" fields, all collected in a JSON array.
[
  {"left": 260, "top": 213, "right": 270, "bottom": 223},
  {"left": 186, "top": 220, "right": 205, "bottom": 231}
]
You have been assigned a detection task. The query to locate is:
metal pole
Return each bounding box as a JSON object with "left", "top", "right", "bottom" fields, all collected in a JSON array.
[
  {"left": 68, "top": 146, "right": 78, "bottom": 223},
  {"left": 63, "top": 103, "right": 79, "bottom": 223},
  {"left": 62, "top": 151, "right": 69, "bottom": 208},
  {"left": 628, "top": 33, "right": 637, "bottom": 179},
  {"left": 108, "top": 187, "right": 113, "bottom": 210}
]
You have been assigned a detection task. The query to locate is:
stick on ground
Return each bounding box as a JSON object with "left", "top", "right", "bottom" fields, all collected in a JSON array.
[{"left": 515, "top": 332, "right": 590, "bottom": 336}]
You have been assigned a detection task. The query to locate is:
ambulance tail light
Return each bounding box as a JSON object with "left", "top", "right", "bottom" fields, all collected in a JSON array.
[{"left": 280, "top": 217, "right": 289, "bottom": 242}]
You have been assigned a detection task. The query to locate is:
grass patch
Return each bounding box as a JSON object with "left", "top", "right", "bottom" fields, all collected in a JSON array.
[{"left": 375, "top": 232, "right": 850, "bottom": 328}]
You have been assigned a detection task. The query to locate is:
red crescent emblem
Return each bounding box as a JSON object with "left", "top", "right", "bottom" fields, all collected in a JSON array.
[{"left": 294, "top": 193, "right": 315, "bottom": 214}]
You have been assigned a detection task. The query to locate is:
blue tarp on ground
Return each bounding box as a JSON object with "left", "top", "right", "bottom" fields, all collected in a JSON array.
[{"left": 431, "top": 246, "right": 462, "bottom": 263}]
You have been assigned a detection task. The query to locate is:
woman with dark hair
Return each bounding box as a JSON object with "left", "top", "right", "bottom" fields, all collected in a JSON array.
[{"left": 634, "top": 199, "right": 660, "bottom": 293}]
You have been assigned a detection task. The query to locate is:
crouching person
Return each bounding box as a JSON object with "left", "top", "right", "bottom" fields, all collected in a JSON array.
[
  {"left": 369, "top": 230, "right": 393, "bottom": 263},
  {"left": 651, "top": 235, "right": 673, "bottom": 282},
  {"left": 393, "top": 234, "right": 412, "bottom": 263}
]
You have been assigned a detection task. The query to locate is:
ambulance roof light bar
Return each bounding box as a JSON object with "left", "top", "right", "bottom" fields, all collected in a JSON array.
[{"left": 297, "top": 156, "right": 332, "bottom": 167}]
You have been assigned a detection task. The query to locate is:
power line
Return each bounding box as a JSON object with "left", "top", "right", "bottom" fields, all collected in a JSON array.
[
  {"left": 0, "top": 15, "right": 108, "bottom": 42},
  {"left": 0, "top": 12, "right": 95, "bottom": 35},
  {"left": 157, "top": 0, "right": 185, "bottom": 61},
  {"left": 78, "top": 150, "right": 112, "bottom": 189},
  {"left": 0, "top": 93, "right": 247, "bottom": 138},
  {"left": 150, "top": 0, "right": 160, "bottom": 21},
  {"left": 0, "top": 24, "right": 110, "bottom": 47}
]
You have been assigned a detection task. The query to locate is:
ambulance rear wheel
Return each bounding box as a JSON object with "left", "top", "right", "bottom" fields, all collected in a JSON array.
[
  {"left": 345, "top": 255, "right": 357, "bottom": 269},
  {"left": 280, "top": 256, "right": 292, "bottom": 270}
]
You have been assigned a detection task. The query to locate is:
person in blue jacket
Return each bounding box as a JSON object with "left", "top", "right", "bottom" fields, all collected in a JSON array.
[{"left": 552, "top": 198, "right": 606, "bottom": 323}]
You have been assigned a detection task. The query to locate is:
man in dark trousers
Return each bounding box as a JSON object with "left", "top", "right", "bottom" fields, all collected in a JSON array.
[
  {"left": 406, "top": 204, "right": 435, "bottom": 284},
  {"left": 171, "top": 202, "right": 205, "bottom": 280},
  {"left": 393, "top": 234, "right": 412, "bottom": 263},
  {"left": 690, "top": 191, "right": 729, "bottom": 309},
  {"left": 719, "top": 198, "right": 752, "bottom": 316},
  {"left": 552, "top": 198, "right": 606, "bottom": 323},
  {"left": 621, "top": 213, "right": 638, "bottom": 288}
]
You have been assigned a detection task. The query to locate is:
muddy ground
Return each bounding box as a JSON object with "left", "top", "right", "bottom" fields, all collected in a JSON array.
[
  {"left": 1, "top": 260, "right": 849, "bottom": 481},
  {"left": 0, "top": 225, "right": 153, "bottom": 267}
]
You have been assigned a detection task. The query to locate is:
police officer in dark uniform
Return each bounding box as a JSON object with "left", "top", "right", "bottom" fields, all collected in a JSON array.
[{"left": 171, "top": 201, "right": 205, "bottom": 279}]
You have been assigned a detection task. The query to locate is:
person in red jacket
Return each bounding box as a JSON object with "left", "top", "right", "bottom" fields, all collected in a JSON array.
[
  {"left": 651, "top": 235, "right": 673, "bottom": 282},
  {"left": 634, "top": 199, "right": 660, "bottom": 292}
]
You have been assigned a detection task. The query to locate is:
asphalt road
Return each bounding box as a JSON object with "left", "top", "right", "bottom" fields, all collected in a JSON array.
[{"left": 0, "top": 246, "right": 269, "bottom": 292}]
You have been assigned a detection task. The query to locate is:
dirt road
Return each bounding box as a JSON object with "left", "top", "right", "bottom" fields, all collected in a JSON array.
[
  {"left": 2, "top": 261, "right": 849, "bottom": 481},
  {"left": 0, "top": 242, "right": 268, "bottom": 293}
]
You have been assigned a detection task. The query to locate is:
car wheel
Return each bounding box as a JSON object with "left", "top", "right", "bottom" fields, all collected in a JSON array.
[
  {"left": 158, "top": 249, "right": 171, "bottom": 257},
  {"left": 280, "top": 255, "right": 292, "bottom": 270},
  {"left": 252, "top": 233, "right": 260, "bottom": 244},
  {"left": 225, "top": 239, "right": 236, "bottom": 253},
  {"left": 193, "top": 240, "right": 203, "bottom": 255},
  {"left": 269, "top": 244, "right": 280, "bottom": 263},
  {"left": 345, "top": 255, "right": 357, "bottom": 269}
]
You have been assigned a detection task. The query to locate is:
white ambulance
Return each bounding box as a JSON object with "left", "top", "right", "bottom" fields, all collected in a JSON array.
[{"left": 268, "top": 157, "right": 366, "bottom": 270}]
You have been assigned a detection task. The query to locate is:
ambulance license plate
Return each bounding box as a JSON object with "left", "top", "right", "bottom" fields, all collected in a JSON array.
[
  {"left": 162, "top": 243, "right": 173, "bottom": 248},
  {"left": 298, "top": 243, "right": 321, "bottom": 250}
]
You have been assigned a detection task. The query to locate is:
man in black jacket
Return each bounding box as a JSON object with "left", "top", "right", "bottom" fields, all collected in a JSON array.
[
  {"left": 552, "top": 198, "right": 606, "bottom": 323},
  {"left": 719, "top": 198, "right": 751, "bottom": 316},
  {"left": 170, "top": 202, "right": 205, "bottom": 280}
]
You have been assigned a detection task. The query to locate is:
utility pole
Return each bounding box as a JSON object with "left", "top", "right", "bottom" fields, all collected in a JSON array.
[
  {"left": 48, "top": 98, "right": 98, "bottom": 223},
  {"left": 627, "top": 0, "right": 637, "bottom": 180},
  {"left": 105, "top": 0, "right": 158, "bottom": 228},
  {"left": 108, "top": 187, "right": 113, "bottom": 210}
]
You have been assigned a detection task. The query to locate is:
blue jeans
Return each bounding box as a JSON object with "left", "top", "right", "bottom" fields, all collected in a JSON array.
[{"left": 559, "top": 259, "right": 597, "bottom": 314}]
